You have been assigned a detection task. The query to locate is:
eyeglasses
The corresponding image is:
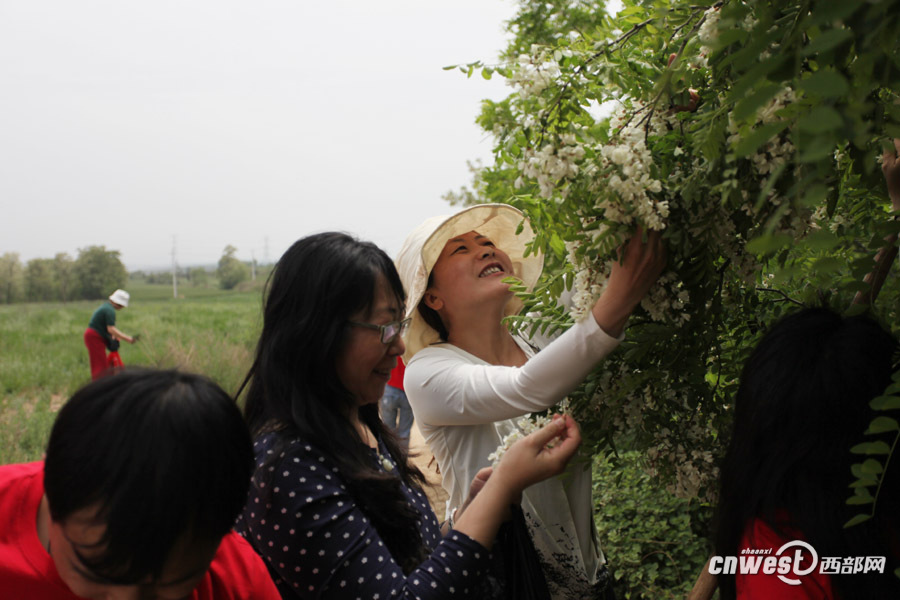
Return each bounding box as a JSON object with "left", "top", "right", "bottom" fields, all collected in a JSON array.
[{"left": 348, "top": 317, "right": 411, "bottom": 344}]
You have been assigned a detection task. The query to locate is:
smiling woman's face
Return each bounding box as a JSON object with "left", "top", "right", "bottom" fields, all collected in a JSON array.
[
  {"left": 335, "top": 273, "right": 405, "bottom": 407},
  {"left": 426, "top": 230, "right": 515, "bottom": 315},
  {"left": 48, "top": 504, "right": 218, "bottom": 600}
]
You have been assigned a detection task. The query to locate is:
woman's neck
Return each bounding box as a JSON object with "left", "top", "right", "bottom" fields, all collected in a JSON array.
[{"left": 445, "top": 306, "right": 527, "bottom": 367}]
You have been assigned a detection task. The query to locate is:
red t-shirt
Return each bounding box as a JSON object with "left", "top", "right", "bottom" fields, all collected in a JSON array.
[
  {"left": 0, "top": 461, "right": 280, "bottom": 600},
  {"left": 736, "top": 517, "right": 833, "bottom": 599},
  {"left": 388, "top": 357, "right": 406, "bottom": 391}
]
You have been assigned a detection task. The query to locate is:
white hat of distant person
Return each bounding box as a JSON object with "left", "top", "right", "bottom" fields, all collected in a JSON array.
[
  {"left": 109, "top": 289, "right": 130, "bottom": 308},
  {"left": 395, "top": 203, "right": 543, "bottom": 364}
]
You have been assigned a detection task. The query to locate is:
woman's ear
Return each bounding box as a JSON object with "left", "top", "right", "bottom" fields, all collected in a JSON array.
[{"left": 423, "top": 291, "right": 444, "bottom": 311}]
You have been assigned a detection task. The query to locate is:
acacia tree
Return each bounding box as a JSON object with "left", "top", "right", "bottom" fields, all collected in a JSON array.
[{"left": 448, "top": 0, "right": 900, "bottom": 500}]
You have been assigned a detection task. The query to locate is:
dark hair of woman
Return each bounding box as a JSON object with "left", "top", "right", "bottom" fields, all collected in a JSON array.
[
  {"left": 237, "top": 232, "right": 429, "bottom": 573},
  {"left": 714, "top": 307, "right": 900, "bottom": 599},
  {"left": 418, "top": 273, "right": 449, "bottom": 342},
  {"left": 44, "top": 368, "right": 253, "bottom": 583}
]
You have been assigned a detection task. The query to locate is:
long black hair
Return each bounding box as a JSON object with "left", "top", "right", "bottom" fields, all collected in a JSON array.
[
  {"left": 44, "top": 368, "right": 252, "bottom": 583},
  {"left": 238, "top": 232, "right": 429, "bottom": 573},
  {"left": 714, "top": 307, "right": 900, "bottom": 599}
]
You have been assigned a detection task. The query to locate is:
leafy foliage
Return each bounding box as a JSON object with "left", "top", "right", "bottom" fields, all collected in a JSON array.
[
  {"left": 217, "top": 244, "right": 250, "bottom": 290},
  {"left": 73, "top": 245, "right": 128, "bottom": 300},
  {"left": 845, "top": 367, "right": 900, "bottom": 528},
  {"left": 593, "top": 451, "right": 712, "bottom": 599},
  {"left": 449, "top": 0, "right": 900, "bottom": 500}
]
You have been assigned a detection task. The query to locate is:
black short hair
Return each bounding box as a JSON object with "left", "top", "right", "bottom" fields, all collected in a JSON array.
[{"left": 44, "top": 368, "right": 253, "bottom": 583}]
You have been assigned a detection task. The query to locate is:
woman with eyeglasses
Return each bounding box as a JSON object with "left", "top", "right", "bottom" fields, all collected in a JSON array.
[{"left": 234, "top": 232, "right": 584, "bottom": 599}]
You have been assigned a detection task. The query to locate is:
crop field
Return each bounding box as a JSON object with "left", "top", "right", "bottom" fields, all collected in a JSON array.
[{"left": 0, "top": 281, "right": 266, "bottom": 465}]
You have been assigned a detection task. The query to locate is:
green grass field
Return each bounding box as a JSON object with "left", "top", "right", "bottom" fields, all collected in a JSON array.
[{"left": 0, "top": 280, "right": 266, "bottom": 465}]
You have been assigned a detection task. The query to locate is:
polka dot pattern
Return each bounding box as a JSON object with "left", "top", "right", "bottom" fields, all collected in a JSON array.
[{"left": 236, "top": 433, "right": 489, "bottom": 599}]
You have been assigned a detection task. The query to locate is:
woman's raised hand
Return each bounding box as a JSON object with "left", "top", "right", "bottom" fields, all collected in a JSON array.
[{"left": 592, "top": 228, "right": 666, "bottom": 337}]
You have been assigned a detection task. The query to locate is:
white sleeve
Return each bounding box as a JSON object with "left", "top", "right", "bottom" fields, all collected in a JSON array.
[{"left": 404, "top": 316, "right": 621, "bottom": 426}]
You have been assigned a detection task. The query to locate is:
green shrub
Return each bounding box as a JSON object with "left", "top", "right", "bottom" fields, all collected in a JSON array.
[{"left": 594, "top": 451, "right": 713, "bottom": 599}]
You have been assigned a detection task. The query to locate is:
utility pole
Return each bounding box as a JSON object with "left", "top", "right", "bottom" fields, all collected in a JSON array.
[
  {"left": 264, "top": 236, "right": 269, "bottom": 265},
  {"left": 251, "top": 250, "right": 257, "bottom": 281},
  {"left": 171, "top": 235, "right": 178, "bottom": 299}
]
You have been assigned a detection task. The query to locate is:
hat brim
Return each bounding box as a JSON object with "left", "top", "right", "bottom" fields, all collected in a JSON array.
[{"left": 396, "top": 204, "right": 543, "bottom": 363}]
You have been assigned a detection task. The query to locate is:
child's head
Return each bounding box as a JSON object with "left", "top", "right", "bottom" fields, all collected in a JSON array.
[{"left": 43, "top": 369, "right": 252, "bottom": 598}]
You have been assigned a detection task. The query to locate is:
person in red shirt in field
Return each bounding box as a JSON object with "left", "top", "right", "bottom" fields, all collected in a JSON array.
[
  {"left": 0, "top": 368, "right": 279, "bottom": 600},
  {"left": 83, "top": 289, "right": 137, "bottom": 379}
]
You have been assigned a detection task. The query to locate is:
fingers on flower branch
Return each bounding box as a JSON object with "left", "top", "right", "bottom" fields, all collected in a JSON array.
[
  {"left": 493, "top": 415, "right": 582, "bottom": 492},
  {"left": 592, "top": 228, "right": 667, "bottom": 338}
]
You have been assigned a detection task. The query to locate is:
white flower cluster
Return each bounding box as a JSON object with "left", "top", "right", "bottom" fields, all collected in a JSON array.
[
  {"left": 487, "top": 399, "right": 570, "bottom": 466},
  {"left": 647, "top": 442, "right": 717, "bottom": 499},
  {"left": 596, "top": 107, "right": 671, "bottom": 230},
  {"left": 697, "top": 7, "right": 721, "bottom": 55},
  {"left": 640, "top": 273, "right": 690, "bottom": 324},
  {"left": 516, "top": 133, "right": 586, "bottom": 199},
  {"left": 508, "top": 48, "right": 561, "bottom": 98},
  {"left": 565, "top": 237, "right": 612, "bottom": 321},
  {"left": 589, "top": 370, "right": 719, "bottom": 500},
  {"left": 728, "top": 88, "right": 797, "bottom": 176}
]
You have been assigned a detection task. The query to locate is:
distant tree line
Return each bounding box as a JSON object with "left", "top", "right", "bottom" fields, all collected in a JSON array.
[
  {"left": 0, "top": 244, "right": 263, "bottom": 303},
  {"left": 0, "top": 246, "right": 126, "bottom": 304}
]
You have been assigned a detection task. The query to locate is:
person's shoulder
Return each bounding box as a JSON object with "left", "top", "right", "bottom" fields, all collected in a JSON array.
[
  {"left": 408, "top": 344, "right": 475, "bottom": 367},
  {"left": 196, "top": 532, "right": 279, "bottom": 599},
  {"left": 0, "top": 461, "right": 43, "bottom": 492}
]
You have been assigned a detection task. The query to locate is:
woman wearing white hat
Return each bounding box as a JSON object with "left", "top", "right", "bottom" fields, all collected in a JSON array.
[
  {"left": 83, "top": 289, "right": 137, "bottom": 380},
  {"left": 396, "top": 204, "right": 664, "bottom": 599}
]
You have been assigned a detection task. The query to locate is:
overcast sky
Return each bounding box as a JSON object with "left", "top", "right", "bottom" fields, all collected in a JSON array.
[{"left": 0, "top": 1, "right": 519, "bottom": 270}]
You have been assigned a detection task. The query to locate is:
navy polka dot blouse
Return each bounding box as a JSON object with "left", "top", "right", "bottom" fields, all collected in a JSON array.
[{"left": 236, "top": 432, "right": 490, "bottom": 599}]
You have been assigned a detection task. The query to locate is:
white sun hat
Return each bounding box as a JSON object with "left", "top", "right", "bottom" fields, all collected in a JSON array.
[
  {"left": 109, "top": 289, "right": 130, "bottom": 307},
  {"left": 395, "top": 204, "right": 544, "bottom": 363}
]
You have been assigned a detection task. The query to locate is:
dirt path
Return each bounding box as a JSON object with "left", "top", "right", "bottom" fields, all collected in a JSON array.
[{"left": 407, "top": 421, "right": 449, "bottom": 519}]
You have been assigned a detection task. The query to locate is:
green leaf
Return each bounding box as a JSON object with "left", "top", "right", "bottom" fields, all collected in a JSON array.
[
  {"left": 802, "top": 28, "right": 853, "bottom": 56},
  {"left": 745, "top": 233, "right": 793, "bottom": 254},
  {"left": 805, "top": 2, "right": 860, "bottom": 27},
  {"left": 850, "top": 441, "right": 892, "bottom": 454},
  {"left": 734, "top": 121, "right": 789, "bottom": 158},
  {"left": 810, "top": 256, "right": 843, "bottom": 274},
  {"left": 549, "top": 233, "right": 566, "bottom": 259},
  {"left": 481, "top": 68, "right": 493, "bottom": 80},
  {"left": 860, "top": 458, "right": 884, "bottom": 475},
  {"left": 733, "top": 84, "right": 783, "bottom": 122},
  {"left": 865, "top": 416, "right": 900, "bottom": 434},
  {"left": 843, "top": 513, "right": 871, "bottom": 528},
  {"left": 442, "top": 65, "right": 457, "bottom": 71},
  {"left": 847, "top": 487, "right": 875, "bottom": 504},
  {"left": 799, "top": 184, "right": 829, "bottom": 208},
  {"left": 799, "top": 69, "right": 850, "bottom": 98},
  {"left": 846, "top": 495, "right": 874, "bottom": 505},
  {"left": 804, "top": 230, "right": 840, "bottom": 250},
  {"left": 797, "top": 106, "right": 844, "bottom": 134},
  {"left": 797, "top": 139, "right": 836, "bottom": 163},
  {"left": 715, "top": 28, "right": 749, "bottom": 49}
]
